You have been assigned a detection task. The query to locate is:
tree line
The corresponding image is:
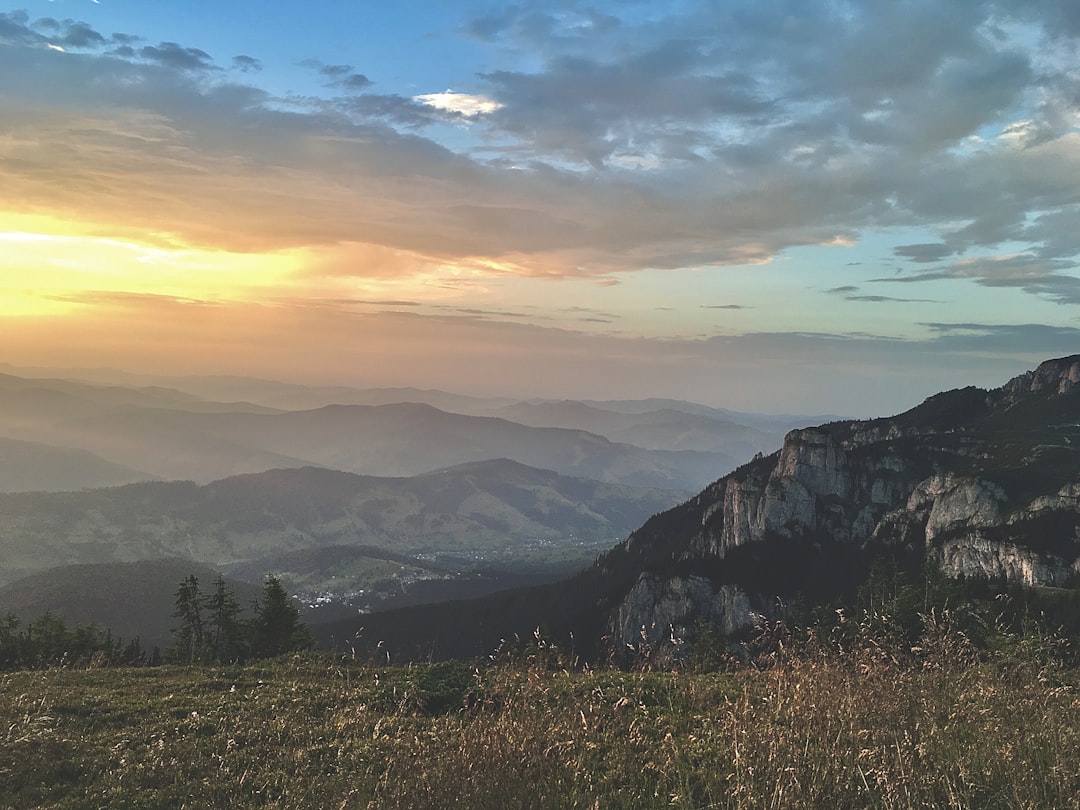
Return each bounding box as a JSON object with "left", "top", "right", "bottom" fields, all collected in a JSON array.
[
  {"left": 0, "top": 611, "right": 149, "bottom": 670},
  {"left": 0, "top": 573, "right": 312, "bottom": 671},
  {"left": 171, "top": 573, "right": 312, "bottom": 664}
]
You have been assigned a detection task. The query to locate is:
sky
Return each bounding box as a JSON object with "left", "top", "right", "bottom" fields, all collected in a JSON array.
[{"left": 1, "top": 0, "right": 1079, "bottom": 415}]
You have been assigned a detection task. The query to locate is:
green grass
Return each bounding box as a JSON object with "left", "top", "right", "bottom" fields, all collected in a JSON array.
[{"left": 2, "top": 635, "right": 1079, "bottom": 810}]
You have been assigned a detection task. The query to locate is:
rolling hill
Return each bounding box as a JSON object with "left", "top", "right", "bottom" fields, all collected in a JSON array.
[
  {"left": 0, "top": 436, "right": 152, "bottom": 492},
  {"left": 0, "top": 460, "right": 685, "bottom": 589}
]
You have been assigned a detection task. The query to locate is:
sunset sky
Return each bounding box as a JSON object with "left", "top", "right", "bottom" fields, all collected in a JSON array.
[{"left": 2, "top": 0, "right": 1079, "bottom": 414}]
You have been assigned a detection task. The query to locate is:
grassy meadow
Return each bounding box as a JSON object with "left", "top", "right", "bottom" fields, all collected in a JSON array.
[{"left": 2, "top": 617, "right": 1079, "bottom": 809}]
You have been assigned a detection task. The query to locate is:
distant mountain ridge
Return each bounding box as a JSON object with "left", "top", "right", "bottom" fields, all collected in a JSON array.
[
  {"left": 0, "top": 460, "right": 685, "bottom": 589},
  {"left": 0, "top": 371, "right": 793, "bottom": 492},
  {"left": 0, "top": 437, "right": 152, "bottom": 492},
  {"left": 328, "top": 355, "right": 1080, "bottom": 663}
]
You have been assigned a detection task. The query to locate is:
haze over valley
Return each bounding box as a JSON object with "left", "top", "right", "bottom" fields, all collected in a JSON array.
[{"left": 0, "top": 366, "right": 812, "bottom": 642}]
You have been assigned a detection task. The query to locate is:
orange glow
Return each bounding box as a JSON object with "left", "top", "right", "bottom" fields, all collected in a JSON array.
[
  {"left": 0, "top": 213, "right": 310, "bottom": 316},
  {"left": 0, "top": 213, "right": 546, "bottom": 324}
]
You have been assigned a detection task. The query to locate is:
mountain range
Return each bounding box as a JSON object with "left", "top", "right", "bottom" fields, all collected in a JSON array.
[
  {"left": 0, "top": 370, "right": 806, "bottom": 493},
  {"left": 321, "top": 355, "right": 1080, "bottom": 663},
  {"left": 1, "top": 368, "right": 814, "bottom": 645},
  {"left": 11, "top": 358, "right": 1075, "bottom": 664}
]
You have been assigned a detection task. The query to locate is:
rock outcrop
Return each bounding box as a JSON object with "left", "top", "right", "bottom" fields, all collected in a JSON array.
[{"left": 604, "top": 356, "right": 1080, "bottom": 651}]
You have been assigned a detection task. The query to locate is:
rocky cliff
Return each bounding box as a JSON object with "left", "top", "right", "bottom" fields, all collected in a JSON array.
[
  {"left": 605, "top": 356, "right": 1080, "bottom": 652},
  {"left": 329, "top": 356, "right": 1080, "bottom": 665}
]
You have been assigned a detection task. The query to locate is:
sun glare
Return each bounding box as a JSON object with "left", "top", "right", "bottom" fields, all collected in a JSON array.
[{"left": 0, "top": 214, "right": 303, "bottom": 317}]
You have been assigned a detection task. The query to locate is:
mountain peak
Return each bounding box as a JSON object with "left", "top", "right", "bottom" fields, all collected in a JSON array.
[{"left": 998, "top": 354, "right": 1080, "bottom": 403}]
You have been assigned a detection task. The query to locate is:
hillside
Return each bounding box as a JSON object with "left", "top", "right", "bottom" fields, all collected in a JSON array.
[
  {"left": 0, "top": 460, "right": 683, "bottom": 595},
  {"left": 485, "top": 400, "right": 788, "bottom": 457},
  {"left": 0, "top": 437, "right": 152, "bottom": 492},
  {"left": 329, "top": 355, "right": 1080, "bottom": 662}
]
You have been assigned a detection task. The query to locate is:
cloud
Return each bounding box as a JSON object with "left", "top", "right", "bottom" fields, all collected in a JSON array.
[
  {"left": 301, "top": 59, "right": 372, "bottom": 91},
  {"left": 56, "top": 20, "right": 105, "bottom": 49},
  {"left": 272, "top": 297, "right": 422, "bottom": 311},
  {"left": 29, "top": 16, "right": 108, "bottom": 50},
  {"left": 875, "top": 254, "right": 1080, "bottom": 304},
  {"left": 46, "top": 290, "right": 221, "bottom": 309},
  {"left": 464, "top": 1, "right": 1036, "bottom": 168},
  {"left": 1, "top": 11, "right": 45, "bottom": 47},
  {"left": 920, "top": 322, "right": 1080, "bottom": 353},
  {"left": 414, "top": 90, "right": 502, "bottom": 117},
  {"left": 231, "top": 54, "right": 262, "bottom": 73},
  {"left": 0, "top": 3, "right": 1077, "bottom": 293},
  {"left": 844, "top": 295, "right": 941, "bottom": 303},
  {"left": 894, "top": 243, "right": 955, "bottom": 263},
  {"left": 825, "top": 285, "right": 940, "bottom": 303},
  {"left": 139, "top": 42, "right": 216, "bottom": 72},
  {"left": 343, "top": 94, "right": 447, "bottom": 128},
  {"left": 437, "top": 306, "right": 532, "bottom": 319}
]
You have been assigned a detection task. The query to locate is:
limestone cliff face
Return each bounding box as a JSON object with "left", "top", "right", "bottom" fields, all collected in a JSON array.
[
  {"left": 615, "top": 575, "right": 761, "bottom": 651},
  {"left": 606, "top": 356, "right": 1080, "bottom": 650}
]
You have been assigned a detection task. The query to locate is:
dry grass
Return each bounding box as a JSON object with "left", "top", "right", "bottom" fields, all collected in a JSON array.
[{"left": 1, "top": 623, "right": 1078, "bottom": 809}]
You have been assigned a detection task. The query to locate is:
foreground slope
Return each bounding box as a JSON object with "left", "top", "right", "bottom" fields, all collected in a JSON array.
[
  {"left": 333, "top": 356, "right": 1080, "bottom": 661},
  {"left": 4, "top": 650, "right": 1079, "bottom": 809}
]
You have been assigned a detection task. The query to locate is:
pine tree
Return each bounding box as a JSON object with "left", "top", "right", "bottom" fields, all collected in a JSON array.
[
  {"left": 0, "top": 613, "right": 19, "bottom": 669},
  {"left": 250, "top": 575, "right": 312, "bottom": 658},
  {"left": 171, "top": 574, "right": 206, "bottom": 664},
  {"left": 204, "top": 574, "right": 244, "bottom": 663}
]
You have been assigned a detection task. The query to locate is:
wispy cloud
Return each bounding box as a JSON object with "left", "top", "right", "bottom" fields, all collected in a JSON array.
[
  {"left": 301, "top": 59, "right": 372, "bottom": 91},
  {"left": 874, "top": 254, "right": 1080, "bottom": 304},
  {"left": 231, "top": 54, "right": 262, "bottom": 73},
  {"left": 139, "top": 42, "right": 217, "bottom": 72},
  {"left": 825, "top": 286, "right": 941, "bottom": 304},
  {"left": 894, "top": 243, "right": 956, "bottom": 263}
]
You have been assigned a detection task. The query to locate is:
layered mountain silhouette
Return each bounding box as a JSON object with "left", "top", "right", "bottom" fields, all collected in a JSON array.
[
  {"left": 326, "top": 356, "right": 1080, "bottom": 663},
  {"left": 0, "top": 372, "right": 799, "bottom": 492},
  {"left": 0, "top": 368, "right": 807, "bottom": 642}
]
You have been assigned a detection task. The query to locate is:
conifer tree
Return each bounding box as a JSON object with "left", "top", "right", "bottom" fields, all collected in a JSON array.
[
  {"left": 250, "top": 575, "right": 312, "bottom": 658},
  {"left": 171, "top": 574, "right": 205, "bottom": 664},
  {"left": 204, "top": 574, "right": 244, "bottom": 663},
  {"left": 0, "top": 613, "right": 18, "bottom": 669}
]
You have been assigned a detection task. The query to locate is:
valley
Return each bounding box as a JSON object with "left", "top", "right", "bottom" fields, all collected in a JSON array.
[
  {"left": 3, "top": 357, "right": 1080, "bottom": 668},
  {"left": 0, "top": 368, "right": 799, "bottom": 646}
]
